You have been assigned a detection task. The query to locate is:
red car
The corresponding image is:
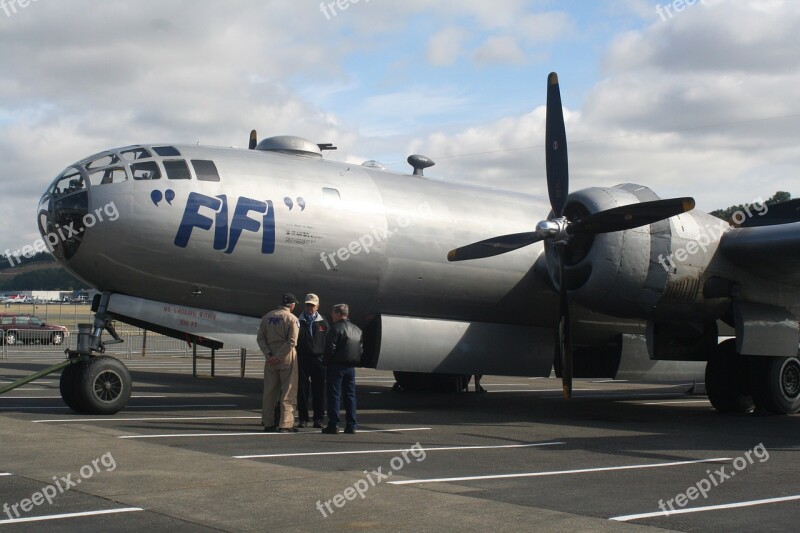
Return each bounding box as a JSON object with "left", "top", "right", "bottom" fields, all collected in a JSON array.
[{"left": 0, "top": 314, "right": 69, "bottom": 345}]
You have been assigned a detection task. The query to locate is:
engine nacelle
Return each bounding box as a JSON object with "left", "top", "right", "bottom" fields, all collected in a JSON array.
[{"left": 544, "top": 184, "right": 729, "bottom": 321}]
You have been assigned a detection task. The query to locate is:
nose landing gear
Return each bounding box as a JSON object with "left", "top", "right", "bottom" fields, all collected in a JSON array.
[{"left": 60, "top": 294, "right": 131, "bottom": 415}]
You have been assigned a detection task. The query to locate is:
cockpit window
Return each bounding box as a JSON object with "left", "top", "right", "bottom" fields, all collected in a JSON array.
[
  {"left": 51, "top": 168, "right": 85, "bottom": 198},
  {"left": 121, "top": 147, "right": 152, "bottom": 161},
  {"left": 85, "top": 154, "right": 120, "bottom": 170},
  {"left": 131, "top": 161, "right": 161, "bottom": 180},
  {"left": 153, "top": 146, "right": 181, "bottom": 157},
  {"left": 191, "top": 160, "right": 220, "bottom": 182},
  {"left": 89, "top": 166, "right": 128, "bottom": 185},
  {"left": 164, "top": 160, "right": 191, "bottom": 180}
]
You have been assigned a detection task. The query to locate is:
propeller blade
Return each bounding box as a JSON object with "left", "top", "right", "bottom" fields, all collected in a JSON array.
[
  {"left": 447, "top": 232, "right": 542, "bottom": 262},
  {"left": 556, "top": 244, "right": 572, "bottom": 399},
  {"left": 569, "top": 197, "right": 695, "bottom": 236},
  {"left": 249, "top": 129, "right": 258, "bottom": 150},
  {"left": 546, "top": 72, "right": 569, "bottom": 218}
]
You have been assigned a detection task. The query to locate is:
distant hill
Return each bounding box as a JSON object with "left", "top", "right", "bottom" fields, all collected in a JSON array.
[{"left": 0, "top": 252, "right": 88, "bottom": 290}]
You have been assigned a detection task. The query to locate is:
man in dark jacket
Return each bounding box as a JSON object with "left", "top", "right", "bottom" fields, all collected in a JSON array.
[
  {"left": 296, "top": 293, "right": 329, "bottom": 428},
  {"left": 322, "top": 303, "right": 362, "bottom": 434}
]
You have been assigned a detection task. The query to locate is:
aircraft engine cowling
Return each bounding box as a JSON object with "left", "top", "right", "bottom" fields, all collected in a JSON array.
[{"left": 544, "top": 183, "right": 725, "bottom": 321}]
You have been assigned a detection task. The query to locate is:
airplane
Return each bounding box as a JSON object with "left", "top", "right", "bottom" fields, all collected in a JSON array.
[{"left": 34, "top": 72, "right": 800, "bottom": 416}]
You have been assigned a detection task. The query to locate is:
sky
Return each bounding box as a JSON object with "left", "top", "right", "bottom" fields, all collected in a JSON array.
[{"left": 1, "top": 0, "right": 799, "bottom": 253}]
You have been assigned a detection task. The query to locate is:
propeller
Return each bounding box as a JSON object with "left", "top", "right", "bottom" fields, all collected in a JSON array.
[
  {"left": 249, "top": 129, "right": 258, "bottom": 150},
  {"left": 447, "top": 72, "right": 695, "bottom": 399}
]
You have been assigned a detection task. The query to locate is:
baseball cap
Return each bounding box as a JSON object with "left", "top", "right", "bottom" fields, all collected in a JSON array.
[
  {"left": 304, "top": 293, "right": 320, "bottom": 305},
  {"left": 281, "top": 293, "right": 299, "bottom": 305}
]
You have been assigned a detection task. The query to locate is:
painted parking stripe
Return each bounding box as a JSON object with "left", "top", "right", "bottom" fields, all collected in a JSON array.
[
  {"left": 0, "top": 507, "right": 143, "bottom": 525},
  {"left": 610, "top": 494, "right": 800, "bottom": 521},
  {"left": 235, "top": 441, "right": 565, "bottom": 459},
  {"left": 34, "top": 415, "right": 262, "bottom": 423},
  {"left": 119, "top": 427, "right": 432, "bottom": 439},
  {"left": 388, "top": 457, "right": 732, "bottom": 485}
]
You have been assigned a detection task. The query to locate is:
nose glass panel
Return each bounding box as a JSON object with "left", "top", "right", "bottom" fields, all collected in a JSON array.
[{"left": 40, "top": 166, "right": 89, "bottom": 260}]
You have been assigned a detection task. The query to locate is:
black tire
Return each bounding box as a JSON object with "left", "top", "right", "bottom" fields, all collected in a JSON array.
[
  {"left": 705, "top": 339, "right": 754, "bottom": 414},
  {"left": 73, "top": 356, "right": 132, "bottom": 415},
  {"left": 393, "top": 371, "right": 470, "bottom": 392},
  {"left": 59, "top": 363, "right": 83, "bottom": 412},
  {"left": 51, "top": 331, "right": 64, "bottom": 345},
  {"left": 5, "top": 331, "right": 17, "bottom": 346},
  {"left": 751, "top": 356, "right": 800, "bottom": 415}
]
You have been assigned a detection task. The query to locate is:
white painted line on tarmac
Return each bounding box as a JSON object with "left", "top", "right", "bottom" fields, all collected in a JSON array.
[
  {"left": 0, "top": 507, "right": 143, "bottom": 525},
  {"left": 235, "top": 441, "right": 565, "bottom": 459},
  {"left": 610, "top": 494, "right": 800, "bottom": 522},
  {"left": 0, "top": 472, "right": 12, "bottom": 476},
  {"left": 388, "top": 457, "right": 732, "bottom": 485},
  {"left": 119, "top": 427, "right": 432, "bottom": 439},
  {"left": 641, "top": 400, "right": 710, "bottom": 405},
  {"left": 34, "top": 415, "right": 261, "bottom": 423}
]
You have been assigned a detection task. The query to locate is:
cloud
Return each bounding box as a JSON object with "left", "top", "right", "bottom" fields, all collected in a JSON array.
[
  {"left": 427, "top": 26, "right": 467, "bottom": 66},
  {"left": 473, "top": 36, "right": 526, "bottom": 66}
]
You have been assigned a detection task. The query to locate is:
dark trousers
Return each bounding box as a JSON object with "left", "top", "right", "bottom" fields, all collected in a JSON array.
[
  {"left": 298, "top": 354, "right": 326, "bottom": 422},
  {"left": 326, "top": 364, "right": 356, "bottom": 429}
]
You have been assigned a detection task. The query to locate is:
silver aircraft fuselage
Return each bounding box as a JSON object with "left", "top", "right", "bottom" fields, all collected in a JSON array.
[{"left": 43, "top": 144, "right": 593, "bottom": 329}]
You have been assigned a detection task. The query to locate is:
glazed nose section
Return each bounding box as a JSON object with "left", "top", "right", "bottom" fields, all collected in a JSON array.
[{"left": 39, "top": 166, "right": 90, "bottom": 261}]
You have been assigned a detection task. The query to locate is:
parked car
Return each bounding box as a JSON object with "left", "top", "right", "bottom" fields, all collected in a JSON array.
[{"left": 0, "top": 314, "right": 69, "bottom": 345}]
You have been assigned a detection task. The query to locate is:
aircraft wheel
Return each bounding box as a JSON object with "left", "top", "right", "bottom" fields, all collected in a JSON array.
[
  {"left": 393, "top": 371, "right": 469, "bottom": 392},
  {"left": 73, "top": 356, "right": 132, "bottom": 415},
  {"left": 59, "top": 363, "right": 83, "bottom": 412},
  {"left": 751, "top": 356, "right": 800, "bottom": 415},
  {"left": 705, "top": 339, "right": 753, "bottom": 414}
]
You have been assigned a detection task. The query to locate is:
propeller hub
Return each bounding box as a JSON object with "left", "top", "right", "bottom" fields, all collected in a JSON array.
[{"left": 536, "top": 217, "right": 570, "bottom": 243}]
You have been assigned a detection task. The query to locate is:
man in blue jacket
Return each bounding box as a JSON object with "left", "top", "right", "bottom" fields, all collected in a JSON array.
[
  {"left": 296, "top": 293, "right": 329, "bottom": 428},
  {"left": 322, "top": 303, "right": 362, "bottom": 434}
]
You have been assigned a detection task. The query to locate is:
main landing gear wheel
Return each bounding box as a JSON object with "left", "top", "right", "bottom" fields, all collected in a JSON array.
[
  {"left": 59, "top": 356, "right": 132, "bottom": 415},
  {"left": 751, "top": 356, "right": 800, "bottom": 415},
  {"left": 705, "top": 339, "right": 754, "bottom": 414},
  {"left": 392, "top": 371, "right": 470, "bottom": 392}
]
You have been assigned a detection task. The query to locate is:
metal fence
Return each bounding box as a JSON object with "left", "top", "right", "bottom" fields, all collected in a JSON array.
[{"left": 0, "top": 329, "right": 242, "bottom": 360}]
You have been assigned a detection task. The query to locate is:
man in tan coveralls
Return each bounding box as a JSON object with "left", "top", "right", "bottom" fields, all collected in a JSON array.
[{"left": 257, "top": 293, "right": 300, "bottom": 432}]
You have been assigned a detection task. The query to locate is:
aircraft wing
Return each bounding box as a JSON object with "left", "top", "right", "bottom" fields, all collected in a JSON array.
[{"left": 718, "top": 222, "right": 800, "bottom": 279}]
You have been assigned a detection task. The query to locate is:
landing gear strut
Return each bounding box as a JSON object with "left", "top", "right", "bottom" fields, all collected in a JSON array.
[{"left": 59, "top": 294, "right": 131, "bottom": 415}]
